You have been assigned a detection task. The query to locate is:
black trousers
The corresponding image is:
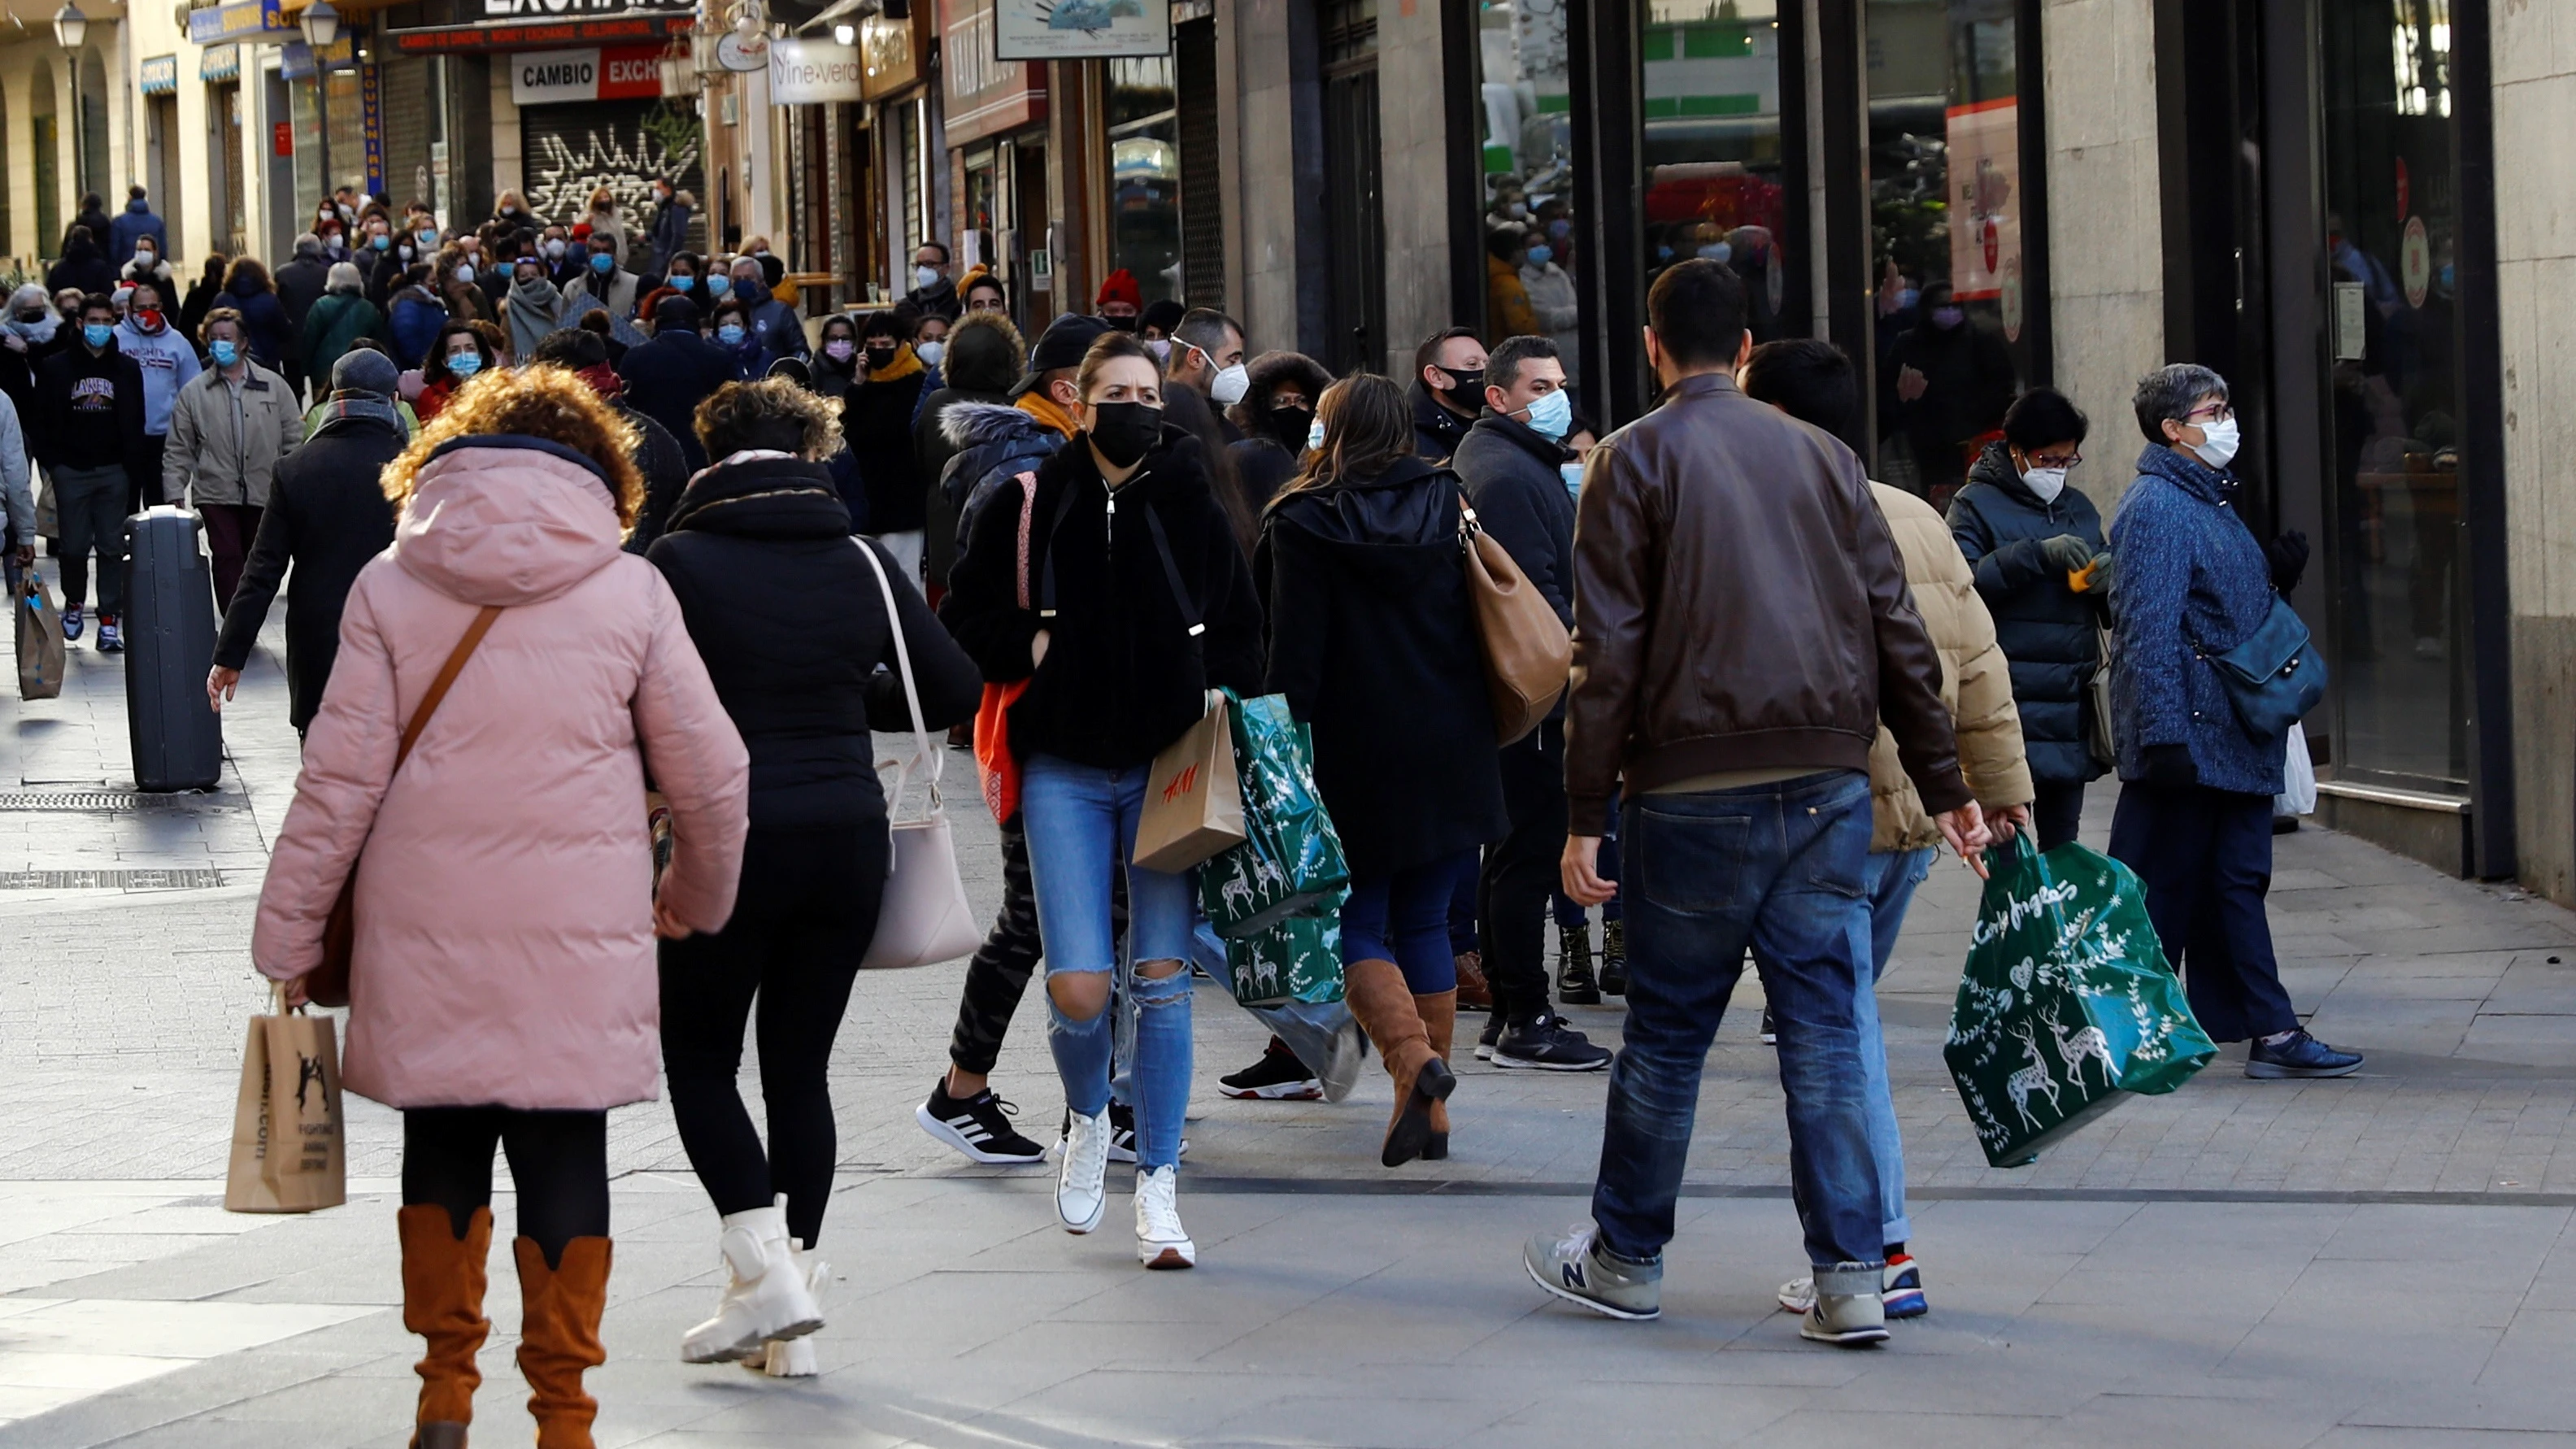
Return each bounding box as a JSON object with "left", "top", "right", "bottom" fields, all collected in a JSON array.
[
  {"left": 129, "top": 433, "right": 168, "bottom": 514},
  {"left": 944, "top": 812, "right": 1125, "bottom": 1077},
  {"left": 2034, "top": 778, "right": 2089, "bottom": 851},
  {"left": 660, "top": 821, "right": 890, "bottom": 1247},
  {"left": 2107, "top": 781, "right": 2299, "bottom": 1043},
  {"left": 1478, "top": 718, "right": 1566, "bottom": 1024},
  {"left": 402, "top": 1107, "right": 608, "bottom": 1268}
]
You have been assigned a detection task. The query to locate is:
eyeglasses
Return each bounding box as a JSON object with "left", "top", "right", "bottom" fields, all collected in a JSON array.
[
  {"left": 2026, "top": 450, "right": 2084, "bottom": 470},
  {"left": 2185, "top": 402, "right": 2235, "bottom": 423}
]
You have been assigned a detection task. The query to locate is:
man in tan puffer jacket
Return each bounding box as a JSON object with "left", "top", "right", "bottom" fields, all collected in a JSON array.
[{"left": 1743, "top": 338, "right": 2033, "bottom": 1322}]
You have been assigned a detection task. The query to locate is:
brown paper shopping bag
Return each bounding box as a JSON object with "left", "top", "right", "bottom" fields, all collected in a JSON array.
[
  {"left": 1133, "top": 691, "right": 1247, "bottom": 873},
  {"left": 225, "top": 985, "right": 347, "bottom": 1214},
  {"left": 17, "top": 572, "right": 64, "bottom": 701}
]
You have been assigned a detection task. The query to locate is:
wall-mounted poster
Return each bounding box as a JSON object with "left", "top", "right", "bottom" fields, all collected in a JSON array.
[
  {"left": 1943, "top": 97, "right": 2020, "bottom": 304},
  {"left": 993, "top": 0, "right": 1168, "bottom": 61}
]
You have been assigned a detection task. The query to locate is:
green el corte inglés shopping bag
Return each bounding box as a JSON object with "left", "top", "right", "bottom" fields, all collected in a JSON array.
[
  {"left": 1196, "top": 690, "right": 1351, "bottom": 939},
  {"left": 1943, "top": 833, "right": 2217, "bottom": 1167}
]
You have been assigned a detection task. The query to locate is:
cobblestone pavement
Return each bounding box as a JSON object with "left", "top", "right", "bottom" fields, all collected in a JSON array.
[{"left": 7, "top": 595, "right": 2576, "bottom": 1445}]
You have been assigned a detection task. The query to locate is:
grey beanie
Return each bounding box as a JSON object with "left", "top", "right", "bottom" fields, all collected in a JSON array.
[{"left": 332, "top": 348, "right": 400, "bottom": 398}]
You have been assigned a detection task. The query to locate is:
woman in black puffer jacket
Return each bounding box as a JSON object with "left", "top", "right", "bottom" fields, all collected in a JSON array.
[
  {"left": 1225, "top": 350, "right": 1332, "bottom": 512},
  {"left": 647, "top": 379, "right": 980, "bottom": 1375},
  {"left": 1945, "top": 387, "right": 2108, "bottom": 849}
]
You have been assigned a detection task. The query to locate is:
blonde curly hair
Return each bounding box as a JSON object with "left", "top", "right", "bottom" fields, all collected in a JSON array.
[
  {"left": 380, "top": 365, "right": 646, "bottom": 531},
  {"left": 692, "top": 378, "right": 843, "bottom": 462}
]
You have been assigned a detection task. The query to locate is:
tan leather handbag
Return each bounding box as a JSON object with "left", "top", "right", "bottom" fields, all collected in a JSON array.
[{"left": 1460, "top": 496, "right": 1573, "bottom": 746}]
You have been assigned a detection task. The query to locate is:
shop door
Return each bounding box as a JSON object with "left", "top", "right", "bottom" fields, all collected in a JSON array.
[
  {"left": 215, "top": 84, "right": 247, "bottom": 259},
  {"left": 1322, "top": 66, "right": 1386, "bottom": 374},
  {"left": 29, "top": 64, "right": 59, "bottom": 259},
  {"left": 146, "top": 95, "right": 183, "bottom": 258}
]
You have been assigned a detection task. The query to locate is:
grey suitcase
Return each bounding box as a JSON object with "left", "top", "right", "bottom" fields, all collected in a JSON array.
[{"left": 124, "top": 507, "right": 224, "bottom": 792}]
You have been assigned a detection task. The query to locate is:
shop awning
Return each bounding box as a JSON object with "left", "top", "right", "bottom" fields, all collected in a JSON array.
[{"left": 385, "top": 11, "right": 692, "bottom": 54}]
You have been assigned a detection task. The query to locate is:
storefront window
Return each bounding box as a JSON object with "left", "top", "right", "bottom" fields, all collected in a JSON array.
[
  {"left": 289, "top": 69, "right": 368, "bottom": 215},
  {"left": 1637, "top": 0, "right": 1791, "bottom": 359},
  {"left": 1107, "top": 57, "right": 1180, "bottom": 304},
  {"left": 1477, "top": 0, "right": 1583, "bottom": 375},
  {"left": 2321, "top": 0, "right": 2465, "bottom": 788},
  {"left": 1866, "top": 0, "right": 2025, "bottom": 503}
]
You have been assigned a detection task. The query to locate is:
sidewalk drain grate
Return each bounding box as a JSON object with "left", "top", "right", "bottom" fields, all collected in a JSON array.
[
  {"left": 0, "top": 792, "right": 147, "bottom": 812},
  {"left": 0, "top": 868, "right": 226, "bottom": 890}
]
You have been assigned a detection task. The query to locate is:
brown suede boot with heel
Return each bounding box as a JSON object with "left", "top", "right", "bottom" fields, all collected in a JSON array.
[
  {"left": 515, "top": 1236, "right": 612, "bottom": 1449},
  {"left": 1415, "top": 990, "right": 1458, "bottom": 1160},
  {"left": 399, "top": 1204, "right": 492, "bottom": 1449},
  {"left": 1343, "top": 959, "right": 1455, "bottom": 1167}
]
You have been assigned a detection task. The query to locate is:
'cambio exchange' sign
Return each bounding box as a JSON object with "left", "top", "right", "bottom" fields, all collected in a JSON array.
[{"left": 512, "top": 44, "right": 664, "bottom": 105}]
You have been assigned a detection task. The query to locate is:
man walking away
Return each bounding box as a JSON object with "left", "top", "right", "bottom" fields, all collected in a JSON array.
[
  {"left": 1742, "top": 337, "right": 2034, "bottom": 1323},
  {"left": 273, "top": 234, "right": 333, "bottom": 402},
  {"left": 1524, "top": 260, "right": 1985, "bottom": 1343},
  {"left": 1451, "top": 334, "right": 1611, "bottom": 1070},
  {"left": 206, "top": 350, "right": 402, "bottom": 733},
  {"left": 108, "top": 185, "right": 168, "bottom": 268},
  {"left": 29, "top": 294, "right": 149, "bottom": 651}
]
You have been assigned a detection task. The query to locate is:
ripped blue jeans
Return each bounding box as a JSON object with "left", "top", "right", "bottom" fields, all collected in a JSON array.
[{"left": 1021, "top": 755, "right": 1196, "bottom": 1173}]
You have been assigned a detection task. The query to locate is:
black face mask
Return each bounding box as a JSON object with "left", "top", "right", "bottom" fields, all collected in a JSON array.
[
  {"left": 1438, "top": 365, "right": 1483, "bottom": 409},
  {"left": 1086, "top": 401, "right": 1164, "bottom": 468},
  {"left": 1103, "top": 312, "right": 1139, "bottom": 333},
  {"left": 865, "top": 344, "right": 897, "bottom": 369},
  {"left": 1271, "top": 405, "right": 1314, "bottom": 452}
]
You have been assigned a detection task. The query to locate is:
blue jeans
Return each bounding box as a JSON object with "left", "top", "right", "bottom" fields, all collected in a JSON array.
[
  {"left": 1190, "top": 917, "right": 1355, "bottom": 1073},
  {"left": 1020, "top": 755, "right": 1196, "bottom": 1171},
  {"left": 1343, "top": 849, "right": 1477, "bottom": 994},
  {"left": 1593, "top": 770, "right": 1883, "bottom": 1271},
  {"left": 1854, "top": 846, "right": 1933, "bottom": 1247}
]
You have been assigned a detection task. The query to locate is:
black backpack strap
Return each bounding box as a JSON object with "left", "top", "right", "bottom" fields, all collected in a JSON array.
[
  {"left": 1143, "top": 505, "right": 1205, "bottom": 638},
  {"left": 1034, "top": 473, "right": 1086, "bottom": 620}
]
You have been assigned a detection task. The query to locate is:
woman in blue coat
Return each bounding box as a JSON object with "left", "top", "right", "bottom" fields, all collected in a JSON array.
[
  {"left": 2106, "top": 363, "right": 2360, "bottom": 1081},
  {"left": 220, "top": 258, "right": 293, "bottom": 371},
  {"left": 1947, "top": 387, "right": 2108, "bottom": 848}
]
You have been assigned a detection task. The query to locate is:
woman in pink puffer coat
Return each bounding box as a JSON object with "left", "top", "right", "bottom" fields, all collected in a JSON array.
[{"left": 250, "top": 366, "right": 749, "bottom": 1449}]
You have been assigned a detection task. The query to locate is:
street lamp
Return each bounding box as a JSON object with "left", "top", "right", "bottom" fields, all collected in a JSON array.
[
  {"left": 54, "top": 4, "right": 85, "bottom": 203},
  {"left": 301, "top": 0, "right": 340, "bottom": 212}
]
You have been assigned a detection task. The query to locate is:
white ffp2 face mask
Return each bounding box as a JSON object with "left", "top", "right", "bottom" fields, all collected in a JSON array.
[
  {"left": 2191, "top": 416, "right": 2241, "bottom": 469},
  {"left": 2022, "top": 466, "right": 2068, "bottom": 503},
  {"left": 1210, "top": 363, "right": 1250, "bottom": 407}
]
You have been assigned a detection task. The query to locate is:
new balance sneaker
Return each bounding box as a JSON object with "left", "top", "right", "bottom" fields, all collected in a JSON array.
[
  {"left": 1780, "top": 1255, "right": 1926, "bottom": 1320},
  {"left": 1475, "top": 1011, "right": 1507, "bottom": 1061},
  {"left": 2245, "top": 1029, "right": 2363, "bottom": 1079},
  {"left": 1219, "top": 1037, "right": 1322, "bottom": 1100},
  {"left": 916, "top": 1079, "right": 1047, "bottom": 1164},
  {"left": 1056, "top": 1107, "right": 1112, "bottom": 1234},
  {"left": 1134, "top": 1165, "right": 1195, "bottom": 1269},
  {"left": 1599, "top": 920, "right": 1628, "bottom": 996},
  {"left": 1882, "top": 1252, "right": 1926, "bottom": 1319},
  {"left": 1492, "top": 1012, "right": 1612, "bottom": 1072},
  {"left": 1524, "top": 1224, "right": 1660, "bottom": 1321},
  {"left": 1797, "top": 1263, "right": 1889, "bottom": 1346},
  {"left": 96, "top": 616, "right": 123, "bottom": 653},
  {"left": 60, "top": 604, "right": 82, "bottom": 642}
]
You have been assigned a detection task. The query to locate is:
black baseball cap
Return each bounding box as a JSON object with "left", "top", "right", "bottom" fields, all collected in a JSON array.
[{"left": 1012, "top": 313, "right": 1115, "bottom": 398}]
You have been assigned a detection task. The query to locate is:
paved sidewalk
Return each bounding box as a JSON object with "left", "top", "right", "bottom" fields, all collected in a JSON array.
[{"left": 8, "top": 585, "right": 2576, "bottom": 1445}]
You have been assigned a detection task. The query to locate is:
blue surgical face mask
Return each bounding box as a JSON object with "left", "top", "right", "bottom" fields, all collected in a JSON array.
[
  {"left": 1931, "top": 306, "right": 1967, "bottom": 329},
  {"left": 416, "top": 230, "right": 437, "bottom": 249},
  {"left": 208, "top": 339, "right": 239, "bottom": 368},
  {"left": 668, "top": 274, "right": 694, "bottom": 291},
  {"left": 447, "top": 351, "right": 482, "bottom": 379},
  {"left": 1895, "top": 287, "right": 1921, "bottom": 312},
  {"left": 1306, "top": 417, "right": 1325, "bottom": 451},
  {"left": 1698, "top": 242, "right": 1733, "bottom": 263},
  {"left": 590, "top": 252, "right": 616, "bottom": 275},
  {"left": 705, "top": 274, "right": 731, "bottom": 298},
  {"left": 82, "top": 323, "right": 112, "bottom": 348},
  {"left": 1561, "top": 461, "right": 1585, "bottom": 498},
  {"left": 1521, "top": 386, "right": 1573, "bottom": 441},
  {"left": 1525, "top": 243, "right": 1554, "bottom": 268},
  {"left": 372, "top": 233, "right": 392, "bottom": 250},
  {"left": 718, "top": 323, "right": 747, "bottom": 346}
]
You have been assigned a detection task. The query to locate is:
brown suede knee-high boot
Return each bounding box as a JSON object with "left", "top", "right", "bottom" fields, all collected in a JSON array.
[
  {"left": 1416, "top": 990, "right": 1458, "bottom": 1160},
  {"left": 399, "top": 1204, "right": 492, "bottom": 1449},
  {"left": 515, "top": 1236, "right": 611, "bottom": 1449},
  {"left": 1343, "top": 959, "right": 1455, "bottom": 1167}
]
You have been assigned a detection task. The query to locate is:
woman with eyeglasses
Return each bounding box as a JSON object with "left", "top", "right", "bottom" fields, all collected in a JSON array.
[
  {"left": 1946, "top": 386, "right": 2107, "bottom": 849},
  {"left": 2102, "top": 363, "right": 2359, "bottom": 1082}
]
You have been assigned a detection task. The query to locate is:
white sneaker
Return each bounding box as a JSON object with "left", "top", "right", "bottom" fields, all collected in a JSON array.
[
  {"left": 1058, "top": 1107, "right": 1112, "bottom": 1234},
  {"left": 1318, "top": 1017, "right": 1368, "bottom": 1104},
  {"left": 679, "top": 1197, "right": 825, "bottom": 1364},
  {"left": 1134, "top": 1165, "right": 1195, "bottom": 1269}
]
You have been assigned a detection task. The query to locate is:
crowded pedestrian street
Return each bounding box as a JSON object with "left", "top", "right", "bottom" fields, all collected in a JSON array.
[{"left": 4, "top": 607, "right": 2576, "bottom": 1447}]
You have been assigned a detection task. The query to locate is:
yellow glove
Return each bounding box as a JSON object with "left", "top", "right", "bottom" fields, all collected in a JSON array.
[{"left": 2069, "top": 554, "right": 2113, "bottom": 594}]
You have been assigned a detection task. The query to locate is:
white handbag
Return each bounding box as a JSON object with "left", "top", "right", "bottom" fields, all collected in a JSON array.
[{"left": 853, "top": 537, "right": 983, "bottom": 970}]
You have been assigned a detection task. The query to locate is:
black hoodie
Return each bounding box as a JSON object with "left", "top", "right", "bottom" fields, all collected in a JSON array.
[
  {"left": 31, "top": 337, "right": 148, "bottom": 475},
  {"left": 941, "top": 426, "right": 1264, "bottom": 771},
  {"left": 1257, "top": 455, "right": 1508, "bottom": 876},
  {"left": 647, "top": 455, "right": 981, "bottom": 827}
]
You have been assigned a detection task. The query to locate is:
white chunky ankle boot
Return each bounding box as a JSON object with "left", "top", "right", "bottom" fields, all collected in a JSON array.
[
  {"left": 681, "top": 1196, "right": 824, "bottom": 1364},
  {"left": 742, "top": 1242, "right": 828, "bottom": 1377}
]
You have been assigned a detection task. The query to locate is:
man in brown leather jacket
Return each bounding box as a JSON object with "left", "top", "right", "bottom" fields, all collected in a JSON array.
[{"left": 1523, "top": 259, "right": 1987, "bottom": 1343}]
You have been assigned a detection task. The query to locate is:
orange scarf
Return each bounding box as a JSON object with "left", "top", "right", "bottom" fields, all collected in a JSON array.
[
  {"left": 864, "top": 342, "right": 925, "bottom": 385},
  {"left": 1016, "top": 389, "right": 1077, "bottom": 439}
]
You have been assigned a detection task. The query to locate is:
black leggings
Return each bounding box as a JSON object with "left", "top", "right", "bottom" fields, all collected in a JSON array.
[
  {"left": 2034, "top": 778, "right": 2090, "bottom": 851},
  {"left": 659, "top": 822, "right": 889, "bottom": 1248},
  {"left": 402, "top": 1107, "right": 609, "bottom": 1268},
  {"left": 945, "top": 812, "right": 1125, "bottom": 1077}
]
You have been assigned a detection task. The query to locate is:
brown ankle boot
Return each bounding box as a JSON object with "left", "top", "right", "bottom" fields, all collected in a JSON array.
[
  {"left": 399, "top": 1204, "right": 491, "bottom": 1449},
  {"left": 1415, "top": 990, "right": 1458, "bottom": 1160},
  {"left": 1343, "top": 959, "right": 1454, "bottom": 1167},
  {"left": 514, "top": 1236, "right": 611, "bottom": 1449}
]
